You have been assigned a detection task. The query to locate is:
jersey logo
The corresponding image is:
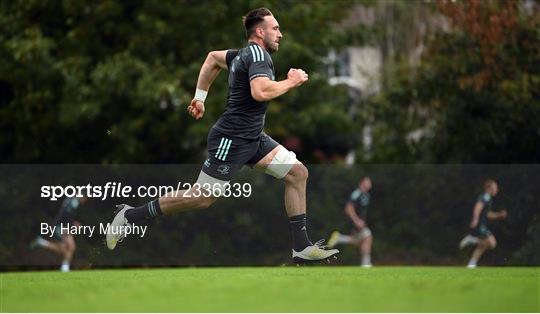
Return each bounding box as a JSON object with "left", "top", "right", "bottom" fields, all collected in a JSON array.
[
  {"left": 249, "top": 45, "right": 265, "bottom": 62},
  {"left": 217, "top": 165, "right": 231, "bottom": 175},
  {"left": 204, "top": 158, "right": 211, "bottom": 168},
  {"left": 360, "top": 194, "right": 369, "bottom": 206}
]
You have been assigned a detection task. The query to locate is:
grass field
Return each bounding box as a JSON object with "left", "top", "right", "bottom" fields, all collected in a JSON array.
[{"left": 1, "top": 266, "right": 538, "bottom": 312}]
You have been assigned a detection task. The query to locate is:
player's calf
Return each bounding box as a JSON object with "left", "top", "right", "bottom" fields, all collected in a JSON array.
[{"left": 105, "top": 173, "right": 223, "bottom": 250}]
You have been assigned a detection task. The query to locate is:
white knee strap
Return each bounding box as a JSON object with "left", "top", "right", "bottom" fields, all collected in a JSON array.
[{"left": 265, "top": 147, "right": 297, "bottom": 179}]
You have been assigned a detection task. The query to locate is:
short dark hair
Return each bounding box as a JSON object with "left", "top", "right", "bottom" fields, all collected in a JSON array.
[{"left": 243, "top": 8, "right": 273, "bottom": 39}]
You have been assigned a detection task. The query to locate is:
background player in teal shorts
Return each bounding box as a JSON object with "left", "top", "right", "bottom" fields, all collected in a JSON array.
[
  {"left": 30, "top": 196, "right": 87, "bottom": 272},
  {"left": 459, "top": 180, "right": 508, "bottom": 268},
  {"left": 327, "top": 177, "right": 374, "bottom": 267}
]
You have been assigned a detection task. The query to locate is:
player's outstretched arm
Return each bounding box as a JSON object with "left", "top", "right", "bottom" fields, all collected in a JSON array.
[
  {"left": 196, "top": 50, "right": 228, "bottom": 90},
  {"left": 188, "top": 50, "right": 228, "bottom": 120},
  {"left": 487, "top": 209, "right": 507, "bottom": 220},
  {"left": 250, "top": 68, "right": 308, "bottom": 102}
]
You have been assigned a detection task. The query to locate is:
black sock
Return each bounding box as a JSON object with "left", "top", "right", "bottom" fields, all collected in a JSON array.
[
  {"left": 125, "top": 199, "right": 162, "bottom": 223},
  {"left": 289, "top": 213, "right": 312, "bottom": 251}
]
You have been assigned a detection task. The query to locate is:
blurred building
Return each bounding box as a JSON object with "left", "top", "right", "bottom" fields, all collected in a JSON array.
[{"left": 324, "top": 2, "right": 450, "bottom": 163}]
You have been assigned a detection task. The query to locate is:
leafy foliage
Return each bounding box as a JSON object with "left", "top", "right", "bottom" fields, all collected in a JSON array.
[{"left": 0, "top": 0, "right": 361, "bottom": 162}]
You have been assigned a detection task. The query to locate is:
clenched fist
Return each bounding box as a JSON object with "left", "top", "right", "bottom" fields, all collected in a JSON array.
[
  {"left": 287, "top": 68, "right": 309, "bottom": 87},
  {"left": 188, "top": 99, "right": 205, "bottom": 120}
]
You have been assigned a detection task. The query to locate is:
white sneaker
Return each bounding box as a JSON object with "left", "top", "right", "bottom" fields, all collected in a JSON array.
[
  {"left": 105, "top": 204, "right": 133, "bottom": 250},
  {"left": 29, "top": 236, "right": 48, "bottom": 250},
  {"left": 327, "top": 231, "right": 341, "bottom": 248},
  {"left": 459, "top": 234, "right": 479, "bottom": 249},
  {"left": 60, "top": 264, "right": 70, "bottom": 272},
  {"left": 361, "top": 264, "right": 373, "bottom": 268},
  {"left": 292, "top": 240, "right": 339, "bottom": 264},
  {"left": 467, "top": 264, "right": 477, "bottom": 268}
]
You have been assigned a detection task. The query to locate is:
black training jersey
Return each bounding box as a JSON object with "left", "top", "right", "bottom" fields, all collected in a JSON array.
[
  {"left": 213, "top": 42, "right": 275, "bottom": 140},
  {"left": 53, "top": 197, "right": 80, "bottom": 225},
  {"left": 349, "top": 188, "right": 370, "bottom": 220},
  {"left": 476, "top": 192, "right": 492, "bottom": 226}
]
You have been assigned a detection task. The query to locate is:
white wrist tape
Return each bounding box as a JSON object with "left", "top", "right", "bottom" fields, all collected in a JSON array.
[{"left": 194, "top": 88, "right": 208, "bottom": 103}]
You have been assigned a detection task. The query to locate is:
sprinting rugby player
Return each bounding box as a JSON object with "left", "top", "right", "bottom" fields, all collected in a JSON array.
[
  {"left": 327, "top": 177, "right": 373, "bottom": 267},
  {"left": 105, "top": 8, "right": 338, "bottom": 263},
  {"left": 30, "top": 196, "right": 87, "bottom": 272},
  {"left": 459, "top": 180, "right": 507, "bottom": 268}
]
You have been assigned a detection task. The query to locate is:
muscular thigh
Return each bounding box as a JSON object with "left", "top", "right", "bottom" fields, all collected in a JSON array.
[
  {"left": 202, "top": 128, "right": 260, "bottom": 181},
  {"left": 249, "top": 133, "right": 301, "bottom": 180},
  {"left": 248, "top": 132, "right": 280, "bottom": 170},
  {"left": 487, "top": 234, "right": 497, "bottom": 246},
  {"left": 61, "top": 234, "right": 75, "bottom": 250},
  {"left": 253, "top": 145, "right": 281, "bottom": 171}
]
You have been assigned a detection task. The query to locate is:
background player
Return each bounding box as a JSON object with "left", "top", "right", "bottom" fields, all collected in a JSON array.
[
  {"left": 327, "top": 177, "right": 373, "bottom": 267},
  {"left": 30, "top": 196, "right": 87, "bottom": 272},
  {"left": 105, "top": 8, "right": 338, "bottom": 263},
  {"left": 459, "top": 179, "right": 508, "bottom": 268}
]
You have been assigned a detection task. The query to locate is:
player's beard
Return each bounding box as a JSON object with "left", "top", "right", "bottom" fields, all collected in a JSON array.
[{"left": 264, "top": 37, "right": 278, "bottom": 53}]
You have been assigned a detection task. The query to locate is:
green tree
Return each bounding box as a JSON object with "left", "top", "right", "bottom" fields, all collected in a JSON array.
[
  {"left": 366, "top": 0, "right": 540, "bottom": 163},
  {"left": 0, "top": 0, "right": 363, "bottom": 163}
]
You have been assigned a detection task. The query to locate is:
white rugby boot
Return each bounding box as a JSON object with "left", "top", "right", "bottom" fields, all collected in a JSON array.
[
  {"left": 292, "top": 239, "right": 339, "bottom": 264},
  {"left": 105, "top": 204, "right": 133, "bottom": 250},
  {"left": 459, "top": 234, "right": 479, "bottom": 249}
]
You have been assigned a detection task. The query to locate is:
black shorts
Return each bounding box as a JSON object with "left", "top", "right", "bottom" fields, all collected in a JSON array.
[
  {"left": 52, "top": 221, "right": 73, "bottom": 240},
  {"left": 201, "top": 127, "right": 279, "bottom": 181},
  {"left": 52, "top": 213, "right": 73, "bottom": 239},
  {"left": 470, "top": 224, "right": 492, "bottom": 239}
]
